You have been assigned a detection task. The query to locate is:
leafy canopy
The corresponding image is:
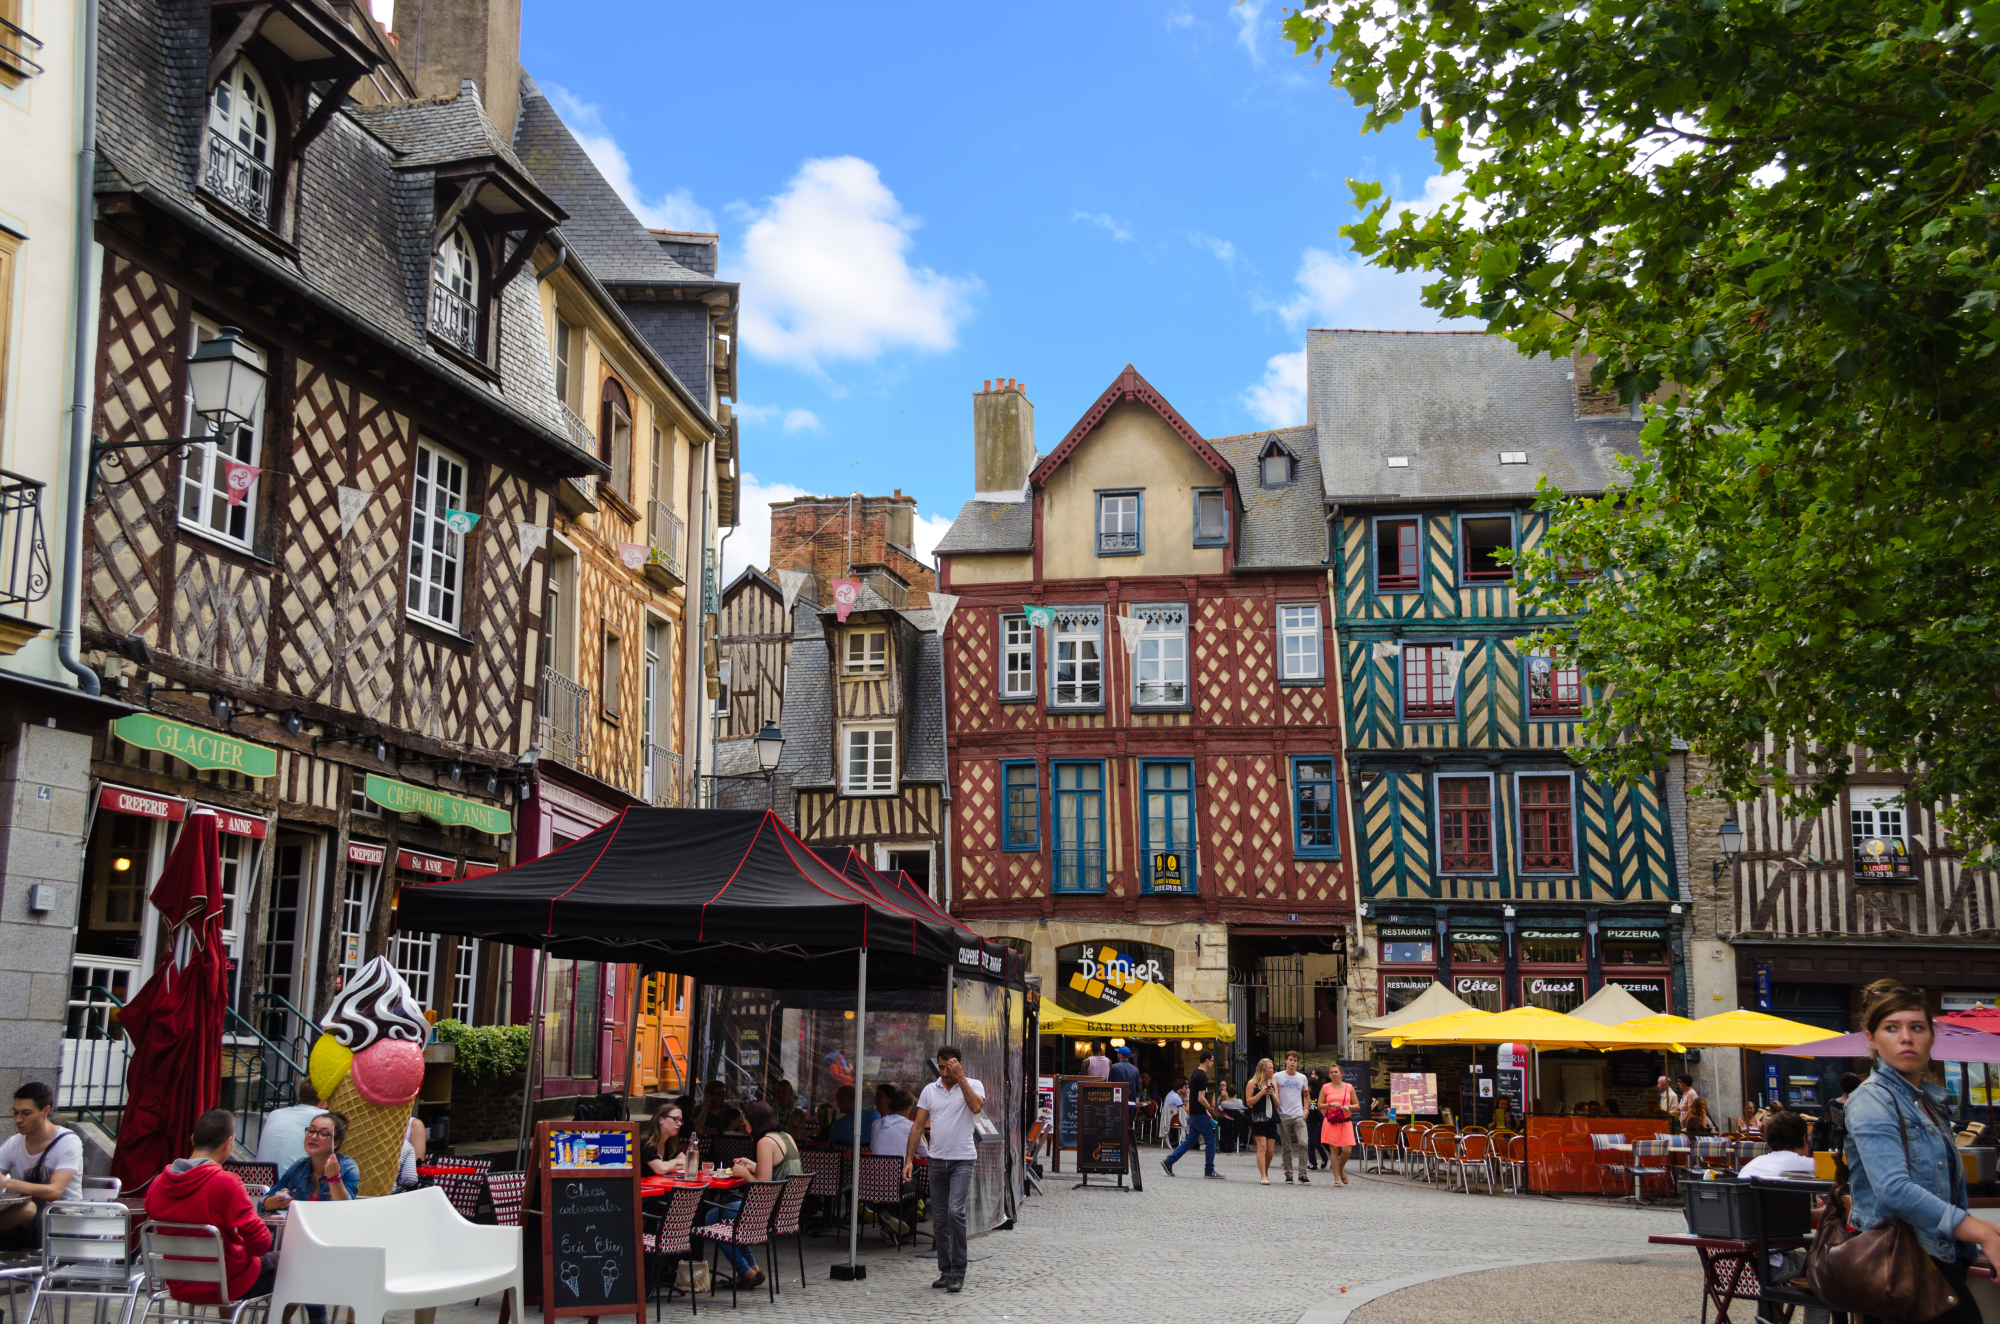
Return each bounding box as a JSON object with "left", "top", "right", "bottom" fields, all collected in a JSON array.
[{"left": 1283, "top": 0, "right": 2000, "bottom": 846}]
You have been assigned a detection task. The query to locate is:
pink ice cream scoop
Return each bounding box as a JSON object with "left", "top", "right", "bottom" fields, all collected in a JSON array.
[{"left": 349, "top": 1037, "right": 425, "bottom": 1106}]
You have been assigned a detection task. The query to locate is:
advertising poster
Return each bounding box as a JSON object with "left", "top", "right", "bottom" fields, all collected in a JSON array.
[{"left": 1390, "top": 1071, "right": 1438, "bottom": 1116}]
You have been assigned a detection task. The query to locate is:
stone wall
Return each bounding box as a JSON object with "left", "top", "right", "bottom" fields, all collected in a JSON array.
[{"left": 0, "top": 722, "right": 93, "bottom": 1098}]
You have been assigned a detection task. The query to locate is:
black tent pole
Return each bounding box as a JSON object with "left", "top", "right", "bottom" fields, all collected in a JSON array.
[
  {"left": 833, "top": 948, "right": 869, "bottom": 1279},
  {"left": 514, "top": 945, "right": 549, "bottom": 1172}
]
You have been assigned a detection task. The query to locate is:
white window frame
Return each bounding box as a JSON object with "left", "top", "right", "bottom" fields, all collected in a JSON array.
[
  {"left": 204, "top": 59, "right": 276, "bottom": 224},
  {"left": 337, "top": 856, "right": 381, "bottom": 988},
  {"left": 842, "top": 724, "right": 895, "bottom": 795},
  {"left": 1279, "top": 602, "right": 1323, "bottom": 680},
  {"left": 1000, "top": 614, "right": 1036, "bottom": 700},
  {"left": 1133, "top": 603, "right": 1188, "bottom": 708},
  {"left": 451, "top": 938, "right": 478, "bottom": 1024},
  {"left": 714, "top": 657, "right": 731, "bottom": 716},
  {"left": 1049, "top": 606, "right": 1104, "bottom": 709},
  {"left": 407, "top": 440, "right": 470, "bottom": 630},
  {"left": 1851, "top": 787, "right": 1912, "bottom": 878},
  {"left": 179, "top": 319, "right": 266, "bottom": 549},
  {"left": 843, "top": 629, "right": 887, "bottom": 675}
]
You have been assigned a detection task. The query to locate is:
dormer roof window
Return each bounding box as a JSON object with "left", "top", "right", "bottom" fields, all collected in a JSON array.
[
  {"left": 430, "top": 225, "right": 480, "bottom": 357},
  {"left": 205, "top": 61, "right": 274, "bottom": 225},
  {"left": 1259, "top": 435, "right": 1296, "bottom": 488}
]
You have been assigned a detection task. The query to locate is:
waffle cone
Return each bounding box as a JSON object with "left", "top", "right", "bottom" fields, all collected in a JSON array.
[{"left": 327, "top": 1079, "right": 414, "bottom": 1198}]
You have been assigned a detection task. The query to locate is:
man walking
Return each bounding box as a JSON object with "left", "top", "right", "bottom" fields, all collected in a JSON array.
[
  {"left": 907, "top": 1045, "right": 984, "bottom": 1293},
  {"left": 1107, "top": 1046, "right": 1143, "bottom": 1190},
  {"left": 1274, "top": 1051, "right": 1312, "bottom": 1184},
  {"left": 1161, "top": 1050, "right": 1223, "bottom": 1179}
]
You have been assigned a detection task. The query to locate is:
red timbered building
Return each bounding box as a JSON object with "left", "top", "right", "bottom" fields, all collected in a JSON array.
[{"left": 936, "top": 370, "right": 1356, "bottom": 1079}]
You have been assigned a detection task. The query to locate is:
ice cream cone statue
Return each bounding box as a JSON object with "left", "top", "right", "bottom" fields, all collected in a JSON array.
[{"left": 307, "top": 957, "right": 429, "bottom": 1196}]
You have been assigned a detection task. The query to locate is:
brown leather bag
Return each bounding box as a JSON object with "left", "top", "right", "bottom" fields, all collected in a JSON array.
[{"left": 1804, "top": 1095, "right": 1959, "bottom": 1324}]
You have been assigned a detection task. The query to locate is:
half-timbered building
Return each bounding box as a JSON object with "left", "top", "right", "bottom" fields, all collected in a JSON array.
[
  {"left": 937, "top": 370, "right": 1354, "bottom": 1078},
  {"left": 709, "top": 567, "right": 793, "bottom": 812},
  {"left": 1316, "top": 330, "right": 1691, "bottom": 1114}
]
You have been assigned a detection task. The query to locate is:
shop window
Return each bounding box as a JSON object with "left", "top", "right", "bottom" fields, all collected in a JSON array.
[
  {"left": 542, "top": 956, "right": 600, "bottom": 1081},
  {"left": 451, "top": 939, "right": 479, "bottom": 1024},
  {"left": 1437, "top": 775, "right": 1492, "bottom": 872},
  {"left": 1459, "top": 515, "right": 1515, "bottom": 583},
  {"left": 1375, "top": 518, "right": 1421, "bottom": 592},
  {"left": 390, "top": 878, "right": 437, "bottom": 1011},
  {"left": 1377, "top": 927, "right": 1435, "bottom": 965},
  {"left": 1602, "top": 936, "right": 1666, "bottom": 967},
  {"left": 1607, "top": 978, "right": 1669, "bottom": 1013},
  {"left": 1381, "top": 974, "right": 1435, "bottom": 1015},
  {"left": 1450, "top": 931, "right": 1505, "bottom": 965},
  {"left": 1521, "top": 974, "right": 1585, "bottom": 1012},
  {"left": 1450, "top": 973, "right": 1504, "bottom": 1012},
  {"left": 336, "top": 852, "right": 382, "bottom": 989},
  {"left": 1520, "top": 932, "right": 1585, "bottom": 964},
  {"left": 1518, "top": 775, "right": 1574, "bottom": 872},
  {"left": 79, "top": 812, "right": 157, "bottom": 960}
]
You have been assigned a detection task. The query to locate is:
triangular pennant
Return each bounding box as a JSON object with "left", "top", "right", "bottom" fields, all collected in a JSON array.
[
  {"left": 617, "top": 541, "right": 649, "bottom": 570},
  {"left": 443, "top": 507, "right": 481, "bottom": 535},
  {"left": 1023, "top": 603, "right": 1054, "bottom": 630},
  {"left": 776, "top": 568, "right": 812, "bottom": 614},
  {"left": 1439, "top": 647, "right": 1468, "bottom": 687},
  {"left": 515, "top": 522, "right": 548, "bottom": 571},
  {"left": 1372, "top": 640, "right": 1402, "bottom": 660},
  {"left": 1115, "top": 614, "right": 1144, "bottom": 655},
  {"left": 831, "top": 577, "right": 862, "bottom": 623},
  {"left": 223, "top": 460, "right": 261, "bottom": 506},
  {"left": 336, "top": 485, "right": 371, "bottom": 536},
  {"left": 927, "top": 592, "right": 960, "bottom": 635}
]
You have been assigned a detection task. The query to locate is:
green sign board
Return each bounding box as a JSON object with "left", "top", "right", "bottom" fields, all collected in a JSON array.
[
  {"left": 113, "top": 714, "right": 277, "bottom": 778},
  {"left": 363, "top": 774, "right": 511, "bottom": 835}
]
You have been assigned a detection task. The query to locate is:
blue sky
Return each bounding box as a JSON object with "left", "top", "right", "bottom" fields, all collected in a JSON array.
[{"left": 515, "top": 1, "right": 1461, "bottom": 576}]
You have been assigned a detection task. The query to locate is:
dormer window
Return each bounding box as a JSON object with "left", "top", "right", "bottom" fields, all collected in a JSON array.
[
  {"left": 430, "top": 225, "right": 481, "bottom": 357},
  {"left": 205, "top": 60, "right": 275, "bottom": 226},
  {"left": 1259, "top": 437, "right": 1294, "bottom": 487}
]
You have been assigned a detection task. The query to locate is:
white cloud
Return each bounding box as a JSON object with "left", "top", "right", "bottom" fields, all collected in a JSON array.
[
  {"left": 1165, "top": 7, "right": 1195, "bottom": 29},
  {"left": 1269, "top": 246, "right": 1469, "bottom": 331},
  {"left": 543, "top": 85, "right": 714, "bottom": 232},
  {"left": 910, "top": 511, "right": 954, "bottom": 564},
  {"left": 1244, "top": 349, "right": 1306, "bottom": 428},
  {"left": 1231, "top": 0, "right": 1269, "bottom": 62},
  {"left": 722, "top": 473, "right": 813, "bottom": 583},
  {"left": 782, "top": 409, "right": 822, "bottom": 434},
  {"left": 731, "top": 156, "right": 980, "bottom": 371},
  {"left": 1188, "top": 230, "right": 1238, "bottom": 267},
  {"left": 1072, "top": 211, "right": 1134, "bottom": 243},
  {"left": 734, "top": 403, "right": 783, "bottom": 425}
]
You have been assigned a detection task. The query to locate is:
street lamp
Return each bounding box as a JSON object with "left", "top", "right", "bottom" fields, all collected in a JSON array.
[
  {"left": 1713, "top": 818, "right": 1743, "bottom": 884},
  {"left": 755, "top": 722, "right": 784, "bottom": 808},
  {"left": 91, "top": 327, "right": 269, "bottom": 500}
]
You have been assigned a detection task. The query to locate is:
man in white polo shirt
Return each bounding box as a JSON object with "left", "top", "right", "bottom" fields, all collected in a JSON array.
[{"left": 906, "top": 1045, "right": 984, "bottom": 1293}]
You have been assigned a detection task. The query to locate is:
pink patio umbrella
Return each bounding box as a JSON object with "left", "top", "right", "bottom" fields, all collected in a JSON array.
[{"left": 111, "top": 810, "right": 227, "bottom": 1193}]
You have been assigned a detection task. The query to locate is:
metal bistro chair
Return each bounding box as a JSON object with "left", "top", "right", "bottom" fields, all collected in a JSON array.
[
  {"left": 856, "top": 1155, "right": 912, "bottom": 1249},
  {"left": 691, "top": 1180, "right": 786, "bottom": 1308},
  {"left": 1692, "top": 1136, "right": 1737, "bottom": 1177},
  {"left": 220, "top": 1163, "right": 277, "bottom": 1192},
  {"left": 485, "top": 1170, "right": 527, "bottom": 1227},
  {"left": 642, "top": 1185, "right": 706, "bottom": 1319},
  {"left": 1422, "top": 1129, "right": 1457, "bottom": 1186},
  {"left": 1397, "top": 1123, "right": 1429, "bottom": 1179},
  {"left": 137, "top": 1220, "right": 271, "bottom": 1324},
  {"left": 78, "top": 1177, "right": 122, "bottom": 1204},
  {"left": 1626, "top": 1137, "right": 1676, "bottom": 1205},
  {"left": 1451, "top": 1132, "right": 1495, "bottom": 1195},
  {"left": 1501, "top": 1133, "right": 1529, "bottom": 1194},
  {"left": 798, "top": 1150, "right": 850, "bottom": 1235},
  {"left": 1368, "top": 1122, "right": 1398, "bottom": 1174},
  {"left": 1352, "top": 1121, "right": 1378, "bottom": 1171},
  {"left": 766, "top": 1174, "right": 811, "bottom": 1293},
  {"left": 25, "top": 1201, "right": 148, "bottom": 1324},
  {"left": 707, "top": 1136, "right": 755, "bottom": 1170},
  {"left": 1590, "top": 1132, "right": 1630, "bottom": 1197},
  {"left": 430, "top": 1171, "right": 486, "bottom": 1223}
]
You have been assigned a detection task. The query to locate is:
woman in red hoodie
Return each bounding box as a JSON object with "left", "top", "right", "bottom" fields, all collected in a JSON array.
[{"left": 144, "top": 1109, "right": 275, "bottom": 1303}]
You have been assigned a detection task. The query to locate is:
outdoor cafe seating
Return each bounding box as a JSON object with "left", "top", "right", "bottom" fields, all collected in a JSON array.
[
  {"left": 267, "top": 1186, "right": 521, "bottom": 1324},
  {"left": 690, "top": 1179, "right": 786, "bottom": 1309},
  {"left": 139, "top": 1221, "right": 269, "bottom": 1324}
]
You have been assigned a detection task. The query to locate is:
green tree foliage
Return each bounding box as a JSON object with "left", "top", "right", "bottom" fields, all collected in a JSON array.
[{"left": 1283, "top": 0, "right": 2000, "bottom": 846}]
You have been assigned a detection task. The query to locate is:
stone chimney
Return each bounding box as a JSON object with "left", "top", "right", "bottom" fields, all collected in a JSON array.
[
  {"left": 973, "top": 378, "right": 1035, "bottom": 500},
  {"left": 768, "top": 492, "right": 937, "bottom": 610},
  {"left": 394, "top": 0, "right": 523, "bottom": 136}
]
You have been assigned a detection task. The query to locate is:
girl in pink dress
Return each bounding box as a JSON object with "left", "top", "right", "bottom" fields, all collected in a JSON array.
[{"left": 1318, "top": 1064, "right": 1359, "bottom": 1187}]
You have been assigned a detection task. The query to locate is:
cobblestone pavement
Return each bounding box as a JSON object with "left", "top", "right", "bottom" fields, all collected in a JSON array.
[
  {"left": 422, "top": 1146, "right": 1693, "bottom": 1324},
  {"left": 1344, "top": 1256, "right": 1706, "bottom": 1324}
]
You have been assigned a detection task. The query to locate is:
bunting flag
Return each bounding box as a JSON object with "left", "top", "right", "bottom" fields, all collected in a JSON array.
[
  {"left": 223, "top": 461, "right": 261, "bottom": 506},
  {"left": 1439, "top": 647, "right": 1469, "bottom": 687},
  {"left": 1115, "top": 614, "right": 1145, "bottom": 655},
  {"left": 1372, "top": 640, "right": 1402, "bottom": 660},
  {"left": 336, "top": 485, "right": 372, "bottom": 536},
  {"left": 442, "top": 508, "right": 481, "bottom": 535},
  {"left": 1022, "top": 603, "right": 1055, "bottom": 630},
  {"left": 515, "top": 522, "right": 548, "bottom": 570},
  {"left": 617, "top": 542, "right": 649, "bottom": 570},
  {"left": 831, "top": 578, "right": 862, "bottom": 622},
  {"left": 776, "top": 568, "right": 812, "bottom": 614},
  {"left": 927, "top": 591, "right": 961, "bottom": 635}
]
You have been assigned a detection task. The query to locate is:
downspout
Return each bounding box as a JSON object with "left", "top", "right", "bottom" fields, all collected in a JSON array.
[
  {"left": 533, "top": 244, "right": 569, "bottom": 283},
  {"left": 936, "top": 552, "right": 951, "bottom": 911},
  {"left": 689, "top": 435, "right": 711, "bottom": 804},
  {"left": 56, "top": 0, "right": 101, "bottom": 695}
]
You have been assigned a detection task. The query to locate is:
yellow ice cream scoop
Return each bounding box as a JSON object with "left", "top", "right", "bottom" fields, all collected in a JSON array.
[{"left": 310, "top": 1034, "right": 354, "bottom": 1101}]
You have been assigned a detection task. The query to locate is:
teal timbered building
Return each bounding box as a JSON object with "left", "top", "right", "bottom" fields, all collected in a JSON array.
[{"left": 1309, "top": 331, "right": 1693, "bottom": 1083}]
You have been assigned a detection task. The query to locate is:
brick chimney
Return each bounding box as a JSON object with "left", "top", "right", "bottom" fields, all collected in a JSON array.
[
  {"left": 1572, "top": 351, "right": 1628, "bottom": 419},
  {"left": 768, "top": 493, "right": 937, "bottom": 610},
  {"left": 394, "top": 0, "right": 523, "bottom": 136},
  {"left": 973, "top": 378, "right": 1035, "bottom": 499}
]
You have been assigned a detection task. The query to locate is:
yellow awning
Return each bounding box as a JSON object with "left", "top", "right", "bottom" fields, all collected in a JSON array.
[
  {"left": 1368, "top": 1006, "right": 1650, "bottom": 1050},
  {"left": 1652, "top": 1009, "right": 1836, "bottom": 1051},
  {"left": 1614, "top": 1013, "right": 1703, "bottom": 1051},
  {"left": 1038, "top": 981, "right": 1237, "bottom": 1042}
]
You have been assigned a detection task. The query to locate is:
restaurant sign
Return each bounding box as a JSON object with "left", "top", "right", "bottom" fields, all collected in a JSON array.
[
  {"left": 1608, "top": 978, "right": 1669, "bottom": 1012},
  {"left": 363, "top": 775, "right": 510, "bottom": 835},
  {"left": 1056, "top": 940, "right": 1174, "bottom": 1015},
  {"left": 113, "top": 714, "right": 277, "bottom": 778},
  {"left": 1378, "top": 925, "right": 1435, "bottom": 939},
  {"left": 1602, "top": 926, "right": 1668, "bottom": 941},
  {"left": 99, "top": 784, "right": 185, "bottom": 820},
  {"left": 1518, "top": 928, "right": 1581, "bottom": 941}
]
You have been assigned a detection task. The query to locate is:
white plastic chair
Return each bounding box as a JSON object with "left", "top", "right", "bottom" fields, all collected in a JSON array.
[{"left": 267, "top": 1188, "right": 521, "bottom": 1324}]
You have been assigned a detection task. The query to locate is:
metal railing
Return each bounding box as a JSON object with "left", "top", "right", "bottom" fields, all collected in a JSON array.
[
  {"left": 647, "top": 744, "right": 682, "bottom": 807},
  {"left": 559, "top": 406, "right": 598, "bottom": 511},
  {"left": 203, "top": 134, "right": 271, "bottom": 226},
  {"left": 0, "top": 13, "right": 45, "bottom": 78},
  {"left": 647, "top": 501, "right": 685, "bottom": 579},
  {"left": 429, "top": 279, "right": 479, "bottom": 355},
  {"left": 539, "top": 666, "right": 592, "bottom": 768},
  {"left": 60, "top": 980, "right": 130, "bottom": 1133},
  {"left": 0, "top": 471, "right": 51, "bottom": 613},
  {"left": 222, "top": 999, "right": 315, "bottom": 1147}
]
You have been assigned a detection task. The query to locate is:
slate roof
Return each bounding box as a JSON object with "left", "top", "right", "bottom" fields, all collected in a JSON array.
[
  {"left": 513, "top": 78, "right": 716, "bottom": 288},
  {"left": 1210, "top": 425, "right": 1328, "bottom": 569},
  {"left": 934, "top": 498, "right": 1033, "bottom": 555},
  {"left": 777, "top": 599, "right": 946, "bottom": 794},
  {"left": 94, "top": 0, "right": 586, "bottom": 465},
  {"left": 1309, "top": 330, "right": 1642, "bottom": 504},
  {"left": 347, "top": 81, "right": 526, "bottom": 168}
]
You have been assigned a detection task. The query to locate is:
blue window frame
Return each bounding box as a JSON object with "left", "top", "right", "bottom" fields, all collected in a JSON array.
[
  {"left": 1373, "top": 516, "right": 1423, "bottom": 594},
  {"left": 1457, "top": 512, "right": 1516, "bottom": 586},
  {"left": 1002, "top": 761, "right": 1040, "bottom": 851},
  {"left": 1291, "top": 757, "right": 1340, "bottom": 858},
  {"left": 1052, "top": 761, "right": 1106, "bottom": 893},
  {"left": 1398, "top": 640, "right": 1460, "bottom": 721},
  {"left": 1139, "top": 760, "right": 1197, "bottom": 894},
  {"left": 1095, "top": 490, "right": 1143, "bottom": 556},
  {"left": 1192, "top": 488, "right": 1229, "bottom": 547}
]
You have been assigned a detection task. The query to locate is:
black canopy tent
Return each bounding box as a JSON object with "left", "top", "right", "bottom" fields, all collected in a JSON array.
[{"left": 395, "top": 807, "right": 1021, "bottom": 1276}]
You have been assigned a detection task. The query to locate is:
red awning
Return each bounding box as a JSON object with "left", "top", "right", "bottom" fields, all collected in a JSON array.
[
  {"left": 99, "top": 784, "right": 186, "bottom": 820},
  {"left": 347, "top": 841, "right": 387, "bottom": 866}
]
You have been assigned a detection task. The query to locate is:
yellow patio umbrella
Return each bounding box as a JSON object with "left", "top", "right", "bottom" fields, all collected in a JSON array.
[
  {"left": 1358, "top": 1008, "right": 1495, "bottom": 1046},
  {"left": 1615, "top": 1013, "right": 1703, "bottom": 1052},
  {"left": 1667, "top": 1009, "right": 1836, "bottom": 1051},
  {"left": 1391, "top": 1005, "right": 1653, "bottom": 1051},
  {"left": 1038, "top": 980, "right": 1237, "bottom": 1042}
]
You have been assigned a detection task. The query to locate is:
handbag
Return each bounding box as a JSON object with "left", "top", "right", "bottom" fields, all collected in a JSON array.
[
  {"left": 1322, "top": 1087, "right": 1353, "bottom": 1125},
  {"left": 1804, "top": 1091, "right": 1959, "bottom": 1324},
  {"left": 675, "top": 1260, "right": 712, "bottom": 1293}
]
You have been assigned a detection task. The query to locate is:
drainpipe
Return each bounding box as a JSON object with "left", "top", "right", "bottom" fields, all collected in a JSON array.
[
  {"left": 534, "top": 244, "right": 569, "bottom": 283},
  {"left": 688, "top": 437, "right": 711, "bottom": 804},
  {"left": 56, "top": 0, "right": 101, "bottom": 695}
]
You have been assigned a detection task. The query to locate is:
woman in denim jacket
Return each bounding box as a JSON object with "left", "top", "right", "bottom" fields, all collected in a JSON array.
[{"left": 1844, "top": 982, "right": 2000, "bottom": 1323}]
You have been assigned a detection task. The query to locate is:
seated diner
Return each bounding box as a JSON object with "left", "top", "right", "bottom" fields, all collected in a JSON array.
[
  {"left": 0, "top": 1082, "right": 81, "bottom": 1250},
  {"left": 146, "top": 1108, "right": 277, "bottom": 1301}
]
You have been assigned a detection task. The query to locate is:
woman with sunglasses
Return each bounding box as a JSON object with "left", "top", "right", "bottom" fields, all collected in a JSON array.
[{"left": 1844, "top": 981, "right": 2000, "bottom": 1323}]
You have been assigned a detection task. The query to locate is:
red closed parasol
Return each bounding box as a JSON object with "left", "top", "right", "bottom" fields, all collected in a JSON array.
[
  {"left": 1940, "top": 1004, "right": 2000, "bottom": 1034},
  {"left": 111, "top": 810, "right": 227, "bottom": 1192}
]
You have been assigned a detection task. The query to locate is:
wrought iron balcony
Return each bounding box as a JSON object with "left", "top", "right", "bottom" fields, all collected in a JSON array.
[
  {"left": 538, "top": 666, "right": 592, "bottom": 769},
  {"left": 645, "top": 500, "right": 685, "bottom": 587},
  {"left": 0, "top": 14, "right": 44, "bottom": 79},
  {"left": 646, "top": 744, "right": 682, "bottom": 807},
  {"left": 0, "top": 471, "right": 51, "bottom": 615},
  {"left": 429, "top": 279, "right": 479, "bottom": 356},
  {"left": 203, "top": 134, "right": 272, "bottom": 227},
  {"left": 556, "top": 406, "right": 599, "bottom": 515}
]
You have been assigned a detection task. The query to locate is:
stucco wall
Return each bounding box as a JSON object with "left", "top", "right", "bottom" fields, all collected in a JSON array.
[
  {"left": 1038, "top": 401, "right": 1229, "bottom": 581},
  {"left": 942, "top": 552, "right": 1033, "bottom": 586}
]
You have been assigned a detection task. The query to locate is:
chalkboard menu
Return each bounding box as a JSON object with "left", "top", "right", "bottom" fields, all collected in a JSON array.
[
  {"left": 1073, "top": 1080, "right": 1128, "bottom": 1175},
  {"left": 537, "top": 1120, "right": 644, "bottom": 1321},
  {"left": 1496, "top": 1066, "right": 1527, "bottom": 1123},
  {"left": 1058, "top": 1077, "right": 1082, "bottom": 1150}
]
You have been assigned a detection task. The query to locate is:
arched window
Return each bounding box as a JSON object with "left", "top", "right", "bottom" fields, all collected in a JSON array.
[
  {"left": 430, "top": 224, "right": 480, "bottom": 355},
  {"left": 205, "top": 60, "right": 275, "bottom": 224}
]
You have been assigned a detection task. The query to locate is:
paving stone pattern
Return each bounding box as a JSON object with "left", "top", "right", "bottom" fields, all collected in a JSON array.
[{"left": 424, "top": 1148, "right": 1692, "bottom": 1324}]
